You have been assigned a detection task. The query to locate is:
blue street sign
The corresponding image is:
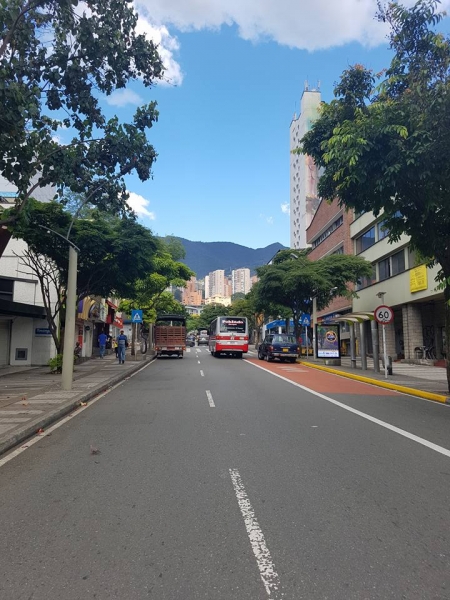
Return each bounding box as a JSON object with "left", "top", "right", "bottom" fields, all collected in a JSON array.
[
  {"left": 301, "top": 314, "right": 311, "bottom": 327},
  {"left": 131, "top": 309, "right": 143, "bottom": 323}
]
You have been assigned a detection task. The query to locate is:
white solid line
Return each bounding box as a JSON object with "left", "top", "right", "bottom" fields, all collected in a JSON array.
[
  {"left": 206, "top": 390, "right": 215, "bottom": 407},
  {"left": 245, "top": 361, "right": 450, "bottom": 459},
  {"left": 0, "top": 360, "right": 154, "bottom": 469},
  {"left": 200, "top": 370, "right": 204, "bottom": 377},
  {"left": 229, "top": 469, "right": 284, "bottom": 599}
]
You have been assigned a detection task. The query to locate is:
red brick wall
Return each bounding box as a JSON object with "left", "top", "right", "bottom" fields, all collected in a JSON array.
[{"left": 307, "top": 199, "right": 354, "bottom": 317}]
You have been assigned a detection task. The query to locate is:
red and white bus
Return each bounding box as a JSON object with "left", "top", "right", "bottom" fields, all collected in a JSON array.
[{"left": 208, "top": 316, "right": 249, "bottom": 358}]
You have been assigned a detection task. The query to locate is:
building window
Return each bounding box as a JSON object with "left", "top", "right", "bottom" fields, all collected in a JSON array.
[
  {"left": 378, "top": 257, "right": 391, "bottom": 281},
  {"left": 391, "top": 249, "right": 405, "bottom": 275},
  {"left": 355, "top": 227, "right": 375, "bottom": 253},
  {"left": 311, "top": 216, "right": 343, "bottom": 249},
  {"left": 356, "top": 265, "right": 377, "bottom": 290},
  {"left": 377, "top": 220, "right": 390, "bottom": 241},
  {"left": 0, "top": 278, "right": 14, "bottom": 301},
  {"left": 377, "top": 250, "right": 406, "bottom": 282}
]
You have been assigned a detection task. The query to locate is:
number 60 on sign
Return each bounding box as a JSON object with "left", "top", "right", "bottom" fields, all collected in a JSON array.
[{"left": 374, "top": 305, "right": 394, "bottom": 325}]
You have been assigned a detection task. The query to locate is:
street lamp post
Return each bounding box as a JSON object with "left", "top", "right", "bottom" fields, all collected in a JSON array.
[{"left": 37, "top": 224, "right": 80, "bottom": 391}]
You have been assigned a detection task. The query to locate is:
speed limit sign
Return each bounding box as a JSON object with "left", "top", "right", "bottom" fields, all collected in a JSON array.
[{"left": 374, "top": 305, "right": 394, "bottom": 325}]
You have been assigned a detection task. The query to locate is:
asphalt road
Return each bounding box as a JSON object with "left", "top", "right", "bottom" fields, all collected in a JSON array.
[{"left": 1, "top": 347, "right": 450, "bottom": 600}]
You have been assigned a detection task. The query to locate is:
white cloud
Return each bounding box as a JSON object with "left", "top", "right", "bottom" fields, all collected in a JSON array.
[
  {"left": 134, "top": 11, "right": 184, "bottom": 86},
  {"left": 281, "top": 203, "right": 290, "bottom": 215},
  {"left": 134, "top": 0, "right": 450, "bottom": 51},
  {"left": 127, "top": 192, "right": 156, "bottom": 219},
  {"left": 106, "top": 89, "right": 144, "bottom": 107},
  {"left": 260, "top": 213, "right": 274, "bottom": 225}
]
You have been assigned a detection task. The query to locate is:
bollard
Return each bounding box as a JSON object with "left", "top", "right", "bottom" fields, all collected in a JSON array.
[{"left": 387, "top": 356, "right": 393, "bottom": 376}]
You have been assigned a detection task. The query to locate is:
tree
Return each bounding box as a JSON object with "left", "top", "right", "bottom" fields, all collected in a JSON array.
[
  {"left": 0, "top": 0, "right": 163, "bottom": 256},
  {"left": 124, "top": 241, "right": 194, "bottom": 322},
  {"left": 14, "top": 200, "right": 160, "bottom": 351},
  {"left": 229, "top": 292, "right": 262, "bottom": 344},
  {"left": 195, "top": 304, "right": 229, "bottom": 331},
  {"left": 254, "top": 250, "right": 373, "bottom": 340},
  {"left": 299, "top": 0, "right": 450, "bottom": 389}
]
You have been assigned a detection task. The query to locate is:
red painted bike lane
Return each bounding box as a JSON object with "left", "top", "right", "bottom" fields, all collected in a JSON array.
[{"left": 245, "top": 357, "right": 399, "bottom": 397}]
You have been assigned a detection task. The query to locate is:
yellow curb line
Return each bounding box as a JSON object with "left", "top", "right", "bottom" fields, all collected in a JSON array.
[{"left": 298, "top": 361, "right": 449, "bottom": 404}]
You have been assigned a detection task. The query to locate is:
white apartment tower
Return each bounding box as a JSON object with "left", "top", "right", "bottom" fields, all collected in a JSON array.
[
  {"left": 290, "top": 85, "right": 322, "bottom": 249},
  {"left": 231, "top": 268, "right": 251, "bottom": 295},
  {"left": 207, "top": 269, "right": 225, "bottom": 298}
]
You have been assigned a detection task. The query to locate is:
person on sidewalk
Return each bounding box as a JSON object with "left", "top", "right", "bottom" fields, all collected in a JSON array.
[
  {"left": 98, "top": 330, "right": 108, "bottom": 358},
  {"left": 117, "top": 330, "right": 128, "bottom": 364},
  {"left": 112, "top": 337, "right": 118, "bottom": 359}
]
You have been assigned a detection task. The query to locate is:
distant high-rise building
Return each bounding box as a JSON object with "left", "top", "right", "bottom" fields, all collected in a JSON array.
[
  {"left": 182, "top": 277, "right": 203, "bottom": 306},
  {"left": 231, "top": 268, "right": 251, "bottom": 295},
  {"left": 290, "top": 85, "right": 322, "bottom": 249},
  {"left": 207, "top": 269, "right": 225, "bottom": 298}
]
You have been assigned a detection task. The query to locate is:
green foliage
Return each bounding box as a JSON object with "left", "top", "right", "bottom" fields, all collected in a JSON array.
[
  {"left": 48, "top": 354, "right": 63, "bottom": 373},
  {"left": 196, "top": 304, "right": 229, "bottom": 330},
  {"left": 118, "top": 238, "right": 194, "bottom": 324},
  {"left": 254, "top": 250, "right": 372, "bottom": 338},
  {"left": 0, "top": 0, "right": 163, "bottom": 241},
  {"left": 300, "top": 0, "right": 450, "bottom": 279},
  {"left": 299, "top": 0, "right": 450, "bottom": 387},
  {"left": 14, "top": 200, "right": 159, "bottom": 300}
]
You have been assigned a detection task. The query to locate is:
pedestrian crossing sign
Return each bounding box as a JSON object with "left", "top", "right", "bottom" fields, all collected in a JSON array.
[{"left": 131, "top": 309, "right": 143, "bottom": 323}]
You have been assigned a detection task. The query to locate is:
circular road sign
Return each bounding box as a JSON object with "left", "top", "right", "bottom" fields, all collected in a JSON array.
[{"left": 374, "top": 305, "right": 394, "bottom": 325}]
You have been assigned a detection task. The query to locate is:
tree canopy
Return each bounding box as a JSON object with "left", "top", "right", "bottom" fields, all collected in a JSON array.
[
  {"left": 299, "top": 0, "right": 450, "bottom": 387},
  {"left": 0, "top": 0, "right": 164, "bottom": 255},
  {"left": 14, "top": 200, "right": 159, "bottom": 300},
  {"left": 254, "top": 250, "right": 372, "bottom": 339}
]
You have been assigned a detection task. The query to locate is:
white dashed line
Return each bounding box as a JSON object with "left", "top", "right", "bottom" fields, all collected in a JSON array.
[
  {"left": 200, "top": 370, "right": 204, "bottom": 377},
  {"left": 229, "top": 469, "right": 284, "bottom": 599},
  {"left": 206, "top": 390, "right": 215, "bottom": 407}
]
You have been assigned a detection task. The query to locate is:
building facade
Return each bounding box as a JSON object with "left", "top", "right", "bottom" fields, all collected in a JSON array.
[
  {"left": 350, "top": 212, "right": 446, "bottom": 362},
  {"left": 231, "top": 268, "right": 251, "bottom": 295},
  {"left": 290, "top": 86, "right": 322, "bottom": 249}
]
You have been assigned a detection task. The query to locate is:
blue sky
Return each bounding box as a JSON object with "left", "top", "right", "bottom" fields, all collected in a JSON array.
[{"left": 97, "top": 0, "right": 450, "bottom": 249}]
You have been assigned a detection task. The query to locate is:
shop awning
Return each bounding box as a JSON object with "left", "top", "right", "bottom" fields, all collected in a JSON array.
[
  {"left": 333, "top": 311, "right": 375, "bottom": 323},
  {"left": 107, "top": 300, "right": 118, "bottom": 310},
  {"left": 0, "top": 298, "right": 46, "bottom": 319}
]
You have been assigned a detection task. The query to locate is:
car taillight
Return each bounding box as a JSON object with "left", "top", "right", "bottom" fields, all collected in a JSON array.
[
  {"left": 297, "top": 346, "right": 300, "bottom": 352},
  {"left": 268, "top": 345, "right": 273, "bottom": 351}
]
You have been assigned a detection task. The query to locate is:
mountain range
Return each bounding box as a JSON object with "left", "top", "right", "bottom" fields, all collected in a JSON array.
[{"left": 172, "top": 238, "right": 288, "bottom": 279}]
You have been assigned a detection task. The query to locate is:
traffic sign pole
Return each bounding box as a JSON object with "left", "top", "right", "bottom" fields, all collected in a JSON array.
[{"left": 374, "top": 305, "right": 394, "bottom": 379}]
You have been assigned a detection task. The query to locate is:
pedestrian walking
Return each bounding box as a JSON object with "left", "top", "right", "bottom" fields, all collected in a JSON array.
[
  {"left": 112, "top": 338, "right": 118, "bottom": 359},
  {"left": 98, "top": 330, "right": 108, "bottom": 358},
  {"left": 117, "top": 330, "right": 128, "bottom": 364}
]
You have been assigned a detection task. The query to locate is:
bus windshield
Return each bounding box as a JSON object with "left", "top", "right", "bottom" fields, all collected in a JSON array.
[{"left": 219, "top": 317, "right": 247, "bottom": 333}]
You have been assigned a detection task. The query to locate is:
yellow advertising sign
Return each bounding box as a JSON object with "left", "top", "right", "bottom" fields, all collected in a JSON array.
[{"left": 410, "top": 265, "right": 428, "bottom": 293}]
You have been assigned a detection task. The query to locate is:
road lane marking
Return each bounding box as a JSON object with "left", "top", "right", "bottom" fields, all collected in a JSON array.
[
  {"left": 246, "top": 361, "right": 450, "bottom": 459},
  {"left": 229, "top": 469, "right": 284, "bottom": 599},
  {"left": 200, "top": 370, "right": 204, "bottom": 377},
  {"left": 206, "top": 390, "right": 215, "bottom": 407}
]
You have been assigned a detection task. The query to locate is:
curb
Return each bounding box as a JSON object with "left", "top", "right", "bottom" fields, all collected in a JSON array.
[
  {"left": 298, "top": 361, "right": 450, "bottom": 404},
  {"left": 0, "top": 357, "right": 153, "bottom": 457}
]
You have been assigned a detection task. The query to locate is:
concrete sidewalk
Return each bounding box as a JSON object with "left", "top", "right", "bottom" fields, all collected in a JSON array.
[
  {"left": 298, "top": 356, "right": 450, "bottom": 403},
  {"left": 0, "top": 352, "right": 154, "bottom": 456}
]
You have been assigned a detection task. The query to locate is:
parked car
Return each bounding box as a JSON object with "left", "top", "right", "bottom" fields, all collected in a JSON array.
[
  {"left": 197, "top": 334, "right": 209, "bottom": 346},
  {"left": 258, "top": 334, "right": 300, "bottom": 363}
]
